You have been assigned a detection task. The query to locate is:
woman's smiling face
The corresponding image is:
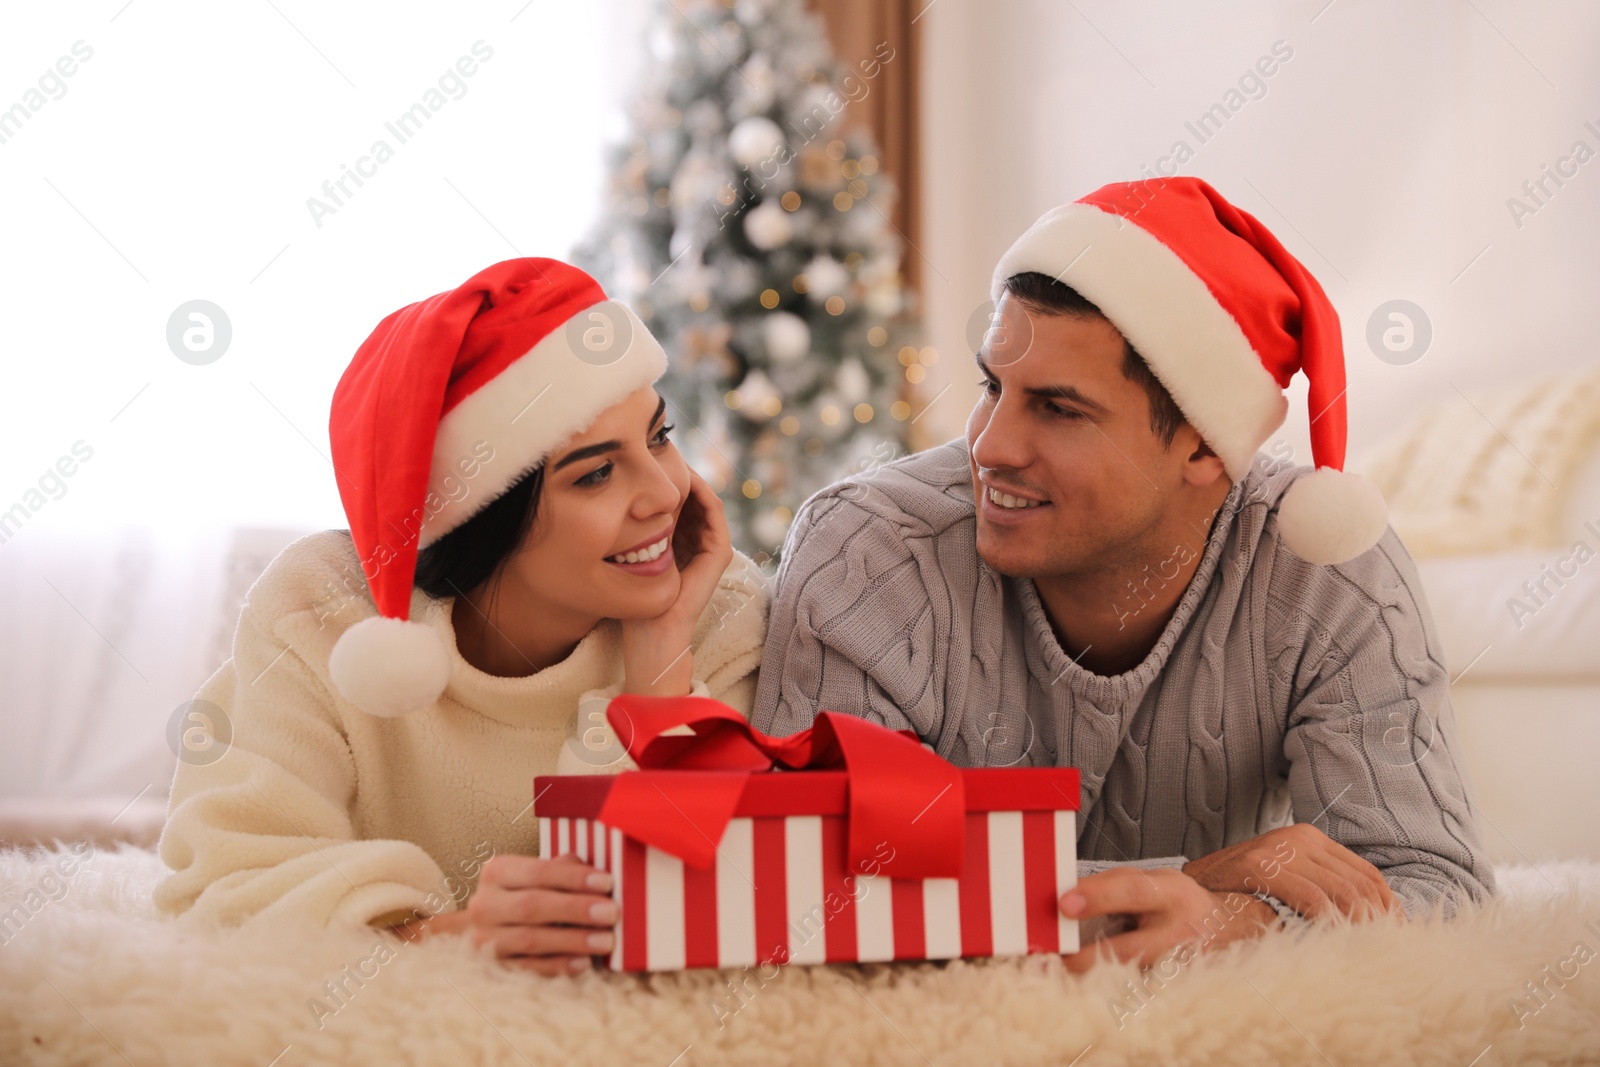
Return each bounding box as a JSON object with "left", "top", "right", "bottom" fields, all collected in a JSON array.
[{"left": 501, "top": 385, "right": 690, "bottom": 626}]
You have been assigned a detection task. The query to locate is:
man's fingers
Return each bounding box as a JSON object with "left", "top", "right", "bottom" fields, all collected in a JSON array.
[
  {"left": 1293, "top": 840, "right": 1398, "bottom": 919},
  {"left": 1253, "top": 869, "right": 1336, "bottom": 920},
  {"left": 1294, "top": 853, "right": 1375, "bottom": 916},
  {"left": 1063, "top": 924, "right": 1188, "bottom": 975},
  {"left": 1061, "top": 869, "right": 1173, "bottom": 919}
]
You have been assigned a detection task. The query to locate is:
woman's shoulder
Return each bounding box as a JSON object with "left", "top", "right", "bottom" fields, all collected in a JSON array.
[{"left": 240, "top": 529, "right": 375, "bottom": 631}]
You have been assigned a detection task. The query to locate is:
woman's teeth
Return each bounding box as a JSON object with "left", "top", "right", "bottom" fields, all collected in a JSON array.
[
  {"left": 608, "top": 536, "right": 669, "bottom": 564},
  {"left": 988, "top": 488, "right": 1044, "bottom": 509}
]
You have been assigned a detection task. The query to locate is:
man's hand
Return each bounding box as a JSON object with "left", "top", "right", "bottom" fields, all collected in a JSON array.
[
  {"left": 1059, "top": 867, "right": 1277, "bottom": 974},
  {"left": 1182, "top": 823, "right": 1399, "bottom": 922}
]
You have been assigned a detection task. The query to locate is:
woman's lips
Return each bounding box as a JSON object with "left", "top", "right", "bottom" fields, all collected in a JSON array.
[{"left": 601, "top": 543, "right": 672, "bottom": 575}]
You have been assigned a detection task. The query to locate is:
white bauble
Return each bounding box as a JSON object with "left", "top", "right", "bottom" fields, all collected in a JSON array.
[
  {"left": 836, "top": 358, "right": 869, "bottom": 404},
  {"left": 736, "top": 370, "right": 781, "bottom": 421},
  {"left": 744, "top": 199, "right": 793, "bottom": 250},
  {"left": 763, "top": 312, "right": 811, "bottom": 364},
  {"left": 728, "top": 116, "right": 786, "bottom": 167},
  {"left": 670, "top": 153, "right": 724, "bottom": 211},
  {"left": 805, "top": 255, "right": 850, "bottom": 299}
]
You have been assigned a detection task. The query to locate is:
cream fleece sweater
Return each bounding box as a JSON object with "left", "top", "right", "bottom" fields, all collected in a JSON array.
[{"left": 155, "top": 530, "right": 768, "bottom": 929}]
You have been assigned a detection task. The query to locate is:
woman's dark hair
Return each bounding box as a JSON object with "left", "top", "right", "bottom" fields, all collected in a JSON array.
[{"left": 412, "top": 465, "right": 545, "bottom": 600}]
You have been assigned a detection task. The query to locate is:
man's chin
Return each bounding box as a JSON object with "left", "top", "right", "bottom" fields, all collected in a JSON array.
[{"left": 975, "top": 529, "right": 1043, "bottom": 579}]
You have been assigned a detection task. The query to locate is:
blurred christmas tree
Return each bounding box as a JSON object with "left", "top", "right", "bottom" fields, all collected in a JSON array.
[{"left": 574, "top": 0, "right": 919, "bottom": 562}]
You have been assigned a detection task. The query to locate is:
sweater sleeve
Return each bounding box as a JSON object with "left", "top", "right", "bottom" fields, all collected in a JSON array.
[
  {"left": 155, "top": 602, "right": 452, "bottom": 930},
  {"left": 1269, "top": 527, "right": 1496, "bottom": 918}
]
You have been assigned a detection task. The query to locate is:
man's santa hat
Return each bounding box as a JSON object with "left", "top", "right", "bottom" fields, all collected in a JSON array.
[
  {"left": 990, "top": 176, "right": 1387, "bottom": 566},
  {"left": 326, "top": 258, "right": 666, "bottom": 717}
]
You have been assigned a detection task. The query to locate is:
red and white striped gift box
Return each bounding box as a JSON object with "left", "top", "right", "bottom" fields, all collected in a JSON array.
[{"left": 535, "top": 768, "right": 1080, "bottom": 972}]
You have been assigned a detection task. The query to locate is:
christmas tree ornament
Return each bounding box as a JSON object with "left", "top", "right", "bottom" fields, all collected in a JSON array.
[
  {"left": 728, "top": 115, "right": 786, "bottom": 167},
  {"left": 835, "top": 357, "right": 870, "bottom": 404},
  {"left": 804, "top": 254, "right": 850, "bottom": 299},
  {"left": 743, "top": 198, "right": 794, "bottom": 250},
  {"left": 762, "top": 311, "right": 811, "bottom": 364}
]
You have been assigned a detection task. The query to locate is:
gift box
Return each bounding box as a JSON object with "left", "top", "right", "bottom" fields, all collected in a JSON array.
[{"left": 534, "top": 696, "right": 1080, "bottom": 972}]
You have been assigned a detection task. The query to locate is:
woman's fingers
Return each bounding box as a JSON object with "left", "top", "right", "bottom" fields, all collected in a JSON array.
[
  {"left": 491, "top": 923, "right": 615, "bottom": 959},
  {"left": 469, "top": 885, "right": 617, "bottom": 928},
  {"left": 504, "top": 954, "right": 597, "bottom": 976},
  {"left": 479, "top": 853, "right": 612, "bottom": 893}
]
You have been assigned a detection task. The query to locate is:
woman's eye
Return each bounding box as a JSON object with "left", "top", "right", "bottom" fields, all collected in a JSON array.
[
  {"left": 574, "top": 463, "right": 612, "bottom": 488},
  {"left": 651, "top": 422, "right": 675, "bottom": 447},
  {"left": 979, "top": 378, "right": 999, "bottom": 396}
]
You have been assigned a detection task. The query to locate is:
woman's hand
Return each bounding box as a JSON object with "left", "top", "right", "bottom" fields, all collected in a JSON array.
[
  {"left": 620, "top": 468, "right": 733, "bottom": 696},
  {"left": 401, "top": 854, "right": 619, "bottom": 976}
]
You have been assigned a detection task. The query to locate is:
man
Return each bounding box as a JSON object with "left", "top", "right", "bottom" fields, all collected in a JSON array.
[{"left": 754, "top": 177, "right": 1493, "bottom": 970}]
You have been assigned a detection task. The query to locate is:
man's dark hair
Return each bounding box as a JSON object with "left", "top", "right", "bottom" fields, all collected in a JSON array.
[{"left": 1001, "top": 271, "right": 1185, "bottom": 447}]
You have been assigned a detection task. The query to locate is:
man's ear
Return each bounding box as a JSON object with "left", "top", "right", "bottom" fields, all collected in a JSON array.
[{"left": 1178, "top": 426, "right": 1228, "bottom": 488}]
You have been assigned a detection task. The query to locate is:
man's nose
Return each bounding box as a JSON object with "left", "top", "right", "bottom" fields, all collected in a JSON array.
[{"left": 971, "top": 397, "right": 1032, "bottom": 473}]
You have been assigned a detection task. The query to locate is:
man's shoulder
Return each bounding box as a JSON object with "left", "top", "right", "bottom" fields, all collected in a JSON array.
[
  {"left": 797, "top": 438, "right": 977, "bottom": 542},
  {"left": 1235, "top": 455, "right": 1425, "bottom": 629}
]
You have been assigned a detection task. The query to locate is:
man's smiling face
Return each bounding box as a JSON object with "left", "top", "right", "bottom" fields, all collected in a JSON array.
[{"left": 965, "top": 293, "right": 1195, "bottom": 581}]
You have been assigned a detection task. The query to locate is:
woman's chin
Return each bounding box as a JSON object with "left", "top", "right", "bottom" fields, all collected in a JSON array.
[{"left": 598, "top": 570, "right": 682, "bottom": 620}]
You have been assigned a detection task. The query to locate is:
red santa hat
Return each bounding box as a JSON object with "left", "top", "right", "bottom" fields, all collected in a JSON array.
[
  {"left": 990, "top": 176, "right": 1387, "bottom": 566},
  {"left": 326, "top": 258, "right": 666, "bottom": 717}
]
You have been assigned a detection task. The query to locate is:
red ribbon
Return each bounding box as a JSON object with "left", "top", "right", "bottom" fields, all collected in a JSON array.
[{"left": 595, "top": 695, "right": 966, "bottom": 879}]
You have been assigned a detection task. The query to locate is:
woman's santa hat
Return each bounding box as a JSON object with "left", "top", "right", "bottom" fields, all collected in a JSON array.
[
  {"left": 326, "top": 258, "right": 666, "bottom": 717},
  {"left": 991, "top": 176, "right": 1387, "bottom": 566}
]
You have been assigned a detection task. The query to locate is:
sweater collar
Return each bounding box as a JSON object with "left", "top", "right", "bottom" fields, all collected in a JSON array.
[
  {"left": 413, "top": 593, "right": 623, "bottom": 728},
  {"left": 1011, "top": 474, "right": 1248, "bottom": 705}
]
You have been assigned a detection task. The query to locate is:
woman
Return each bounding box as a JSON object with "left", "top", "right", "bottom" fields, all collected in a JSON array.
[{"left": 156, "top": 258, "right": 768, "bottom": 976}]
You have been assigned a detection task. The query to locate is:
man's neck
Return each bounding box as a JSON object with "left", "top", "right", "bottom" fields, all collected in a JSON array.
[{"left": 1033, "top": 480, "right": 1233, "bottom": 676}]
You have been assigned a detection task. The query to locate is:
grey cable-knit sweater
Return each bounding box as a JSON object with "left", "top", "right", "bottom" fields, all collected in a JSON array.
[{"left": 753, "top": 440, "right": 1495, "bottom": 917}]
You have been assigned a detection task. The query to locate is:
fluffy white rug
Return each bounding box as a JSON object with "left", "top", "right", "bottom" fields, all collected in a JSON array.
[{"left": 2, "top": 844, "right": 1598, "bottom": 1066}]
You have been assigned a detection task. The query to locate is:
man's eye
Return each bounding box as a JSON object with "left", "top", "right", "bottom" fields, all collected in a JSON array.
[
  {"left": 575, "top": 463, "right": 612, "bottom": 487},
  {"left": 1046, "top": 404, "right": 1084, "bottom": 420}
]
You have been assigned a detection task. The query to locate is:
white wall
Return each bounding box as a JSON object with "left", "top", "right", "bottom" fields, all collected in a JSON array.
[
  {"left": 917, "top": 0, "right": 1600, "bottom": 467},
  {"left": 0, "top": 1, "right": 618, "bottom": 536}
]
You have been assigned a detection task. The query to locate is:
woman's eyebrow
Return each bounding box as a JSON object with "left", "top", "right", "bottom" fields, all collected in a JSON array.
[
  {"left": 553, "top": 441, "right": 619, "bottom": 471},
  {"left": 551, "top": 398, "right": 668, "bottom": 472}
]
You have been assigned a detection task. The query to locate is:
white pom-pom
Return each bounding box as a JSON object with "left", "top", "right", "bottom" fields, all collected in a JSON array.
[
  {"left": 329, "top": 615, "right": 451, "bottom": 718},
  {"left": 1276, "top": 468, "right": 1389, "bottom": 566}
]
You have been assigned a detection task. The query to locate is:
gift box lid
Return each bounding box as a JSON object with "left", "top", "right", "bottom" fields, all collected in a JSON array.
[{"left": 534, "top": 766, "right": 1080, "bottom": 820}]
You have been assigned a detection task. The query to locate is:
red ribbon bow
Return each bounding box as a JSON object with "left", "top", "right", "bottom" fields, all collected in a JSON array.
[{"left": 595, "top": 695, "right": 967, "bottom": 879}]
